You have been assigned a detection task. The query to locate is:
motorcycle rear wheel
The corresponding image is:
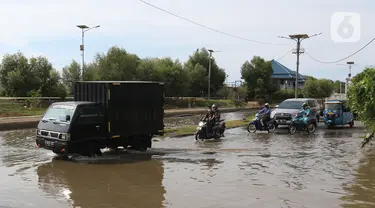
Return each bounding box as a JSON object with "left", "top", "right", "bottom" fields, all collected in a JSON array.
[
  {"left": 306, "top": 123, "right": 316, "bottom": 134},
  {"left": 267, "top": 122, "right": 276, "bottom": 133}
]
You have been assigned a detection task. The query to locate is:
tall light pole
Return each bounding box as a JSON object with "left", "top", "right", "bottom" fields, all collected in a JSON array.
[
  {"left": 207, "top": 49, "right": 214, "bottom": 99},
  {"left": 206, "top": 49, "right": 222, "bottom": 99},
  {"left": 278, "top": 32, "right": 321, "bottom": 98},
  {"left": 345, "top": 61, "right": 355, "bottom": 98},
  {"left": 77, "top": 24, "right": 100, "bottom": 80}
]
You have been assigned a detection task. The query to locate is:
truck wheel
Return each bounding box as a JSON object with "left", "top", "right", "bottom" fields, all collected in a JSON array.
[
  {"left": 54, "top": 153, "right": 69, "bottom": 160},
  {"left": 84, "top": 142, "right": 102, "bottom": 157},
  {"left": 129, "top": 136, "right": 149, "bottom": 151}
]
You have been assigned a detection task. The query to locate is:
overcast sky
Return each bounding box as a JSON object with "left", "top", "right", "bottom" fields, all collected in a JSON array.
[{"left": 0, "top": 0, "right": 374, "bottom": 82}]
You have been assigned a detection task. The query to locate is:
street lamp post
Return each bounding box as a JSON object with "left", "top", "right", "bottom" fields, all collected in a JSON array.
[
  {"left": 207, "top": 49, "right": 222, "bottom": 99},
  {"left": 208, "top": 49, "right": 214, "bottom": 99},
  {"left": 345, "top": 61, "right": 355, "bottom": 98},
  {"left": 77, "top": 24, "right": 100, "bottom": 80},
  {"left": 278, "top": 32, "right": 321, "bottom": 98}
]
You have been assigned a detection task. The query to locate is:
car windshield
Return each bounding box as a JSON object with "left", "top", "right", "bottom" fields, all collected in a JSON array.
[
  {"left": 325, "top": 103, "right": 342, "bottom": 110},
  {"left": 42, "top": 104, "right": 76, "bottom": 123},
  {"left": 278, "top": 100, "right": 304, "bottom": 109}
]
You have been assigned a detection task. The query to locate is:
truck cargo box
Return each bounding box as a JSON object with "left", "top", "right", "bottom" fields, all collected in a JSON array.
[{"left": 73, "top": 81, "right": 164, "bottom": 137}]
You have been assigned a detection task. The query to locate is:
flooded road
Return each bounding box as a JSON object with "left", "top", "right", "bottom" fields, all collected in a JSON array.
[{"left": 0, "top": 123, "right": 374, "bottom": 208}]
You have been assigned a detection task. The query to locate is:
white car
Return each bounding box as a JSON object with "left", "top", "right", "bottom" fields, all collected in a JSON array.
[{"left": 271, "top": 98, "right": 321, "bottom": 127}]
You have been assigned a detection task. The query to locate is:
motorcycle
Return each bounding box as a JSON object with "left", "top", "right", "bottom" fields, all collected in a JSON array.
[
  {"left": 288, "top": 112, "right": 317, "bottom": 135},
  {"left": 247, "top": 113, "right": 276, "bottom": 133},
  {"left": 195, "top": 118, "right": 226, "bottom": 141}
]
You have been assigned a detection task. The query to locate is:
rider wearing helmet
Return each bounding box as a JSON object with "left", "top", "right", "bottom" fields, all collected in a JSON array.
[
  {"left": 211, "top": 104, "right": 221, "bottom": 135},
  {"left": 211, "top": 104, "right": 221, "bottom": 122},
  {"left": 299, "top": 102, "right": 311, "bottom": 124},
  {"left": 203, "top": 105, "right": 213, "bottom": 121},
  {"left": 259, "top": 103, "right": 271, "bottom": 127}
]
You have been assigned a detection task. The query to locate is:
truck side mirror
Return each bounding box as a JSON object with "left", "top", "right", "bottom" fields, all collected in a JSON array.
[{"left": 65, "top": 115, "right": 71, "bottom": 122}]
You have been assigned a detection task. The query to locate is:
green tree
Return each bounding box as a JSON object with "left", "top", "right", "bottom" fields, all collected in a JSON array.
[
  {"left": 302, "top": 78, "right": 334, "bottom": 104},
  {"left": 347, "top": 68, "right": 375, "bottom": 147},
  {"left": 217, "top": 86, "right": 231, "bottom": 99},
  {"left": 0, "top": 52, "right": 33, "bottom": 96},
  {"left": 92, "top": 46, "right": 140, "bottom": 81},
  {"left": 155, "top": 58, "right": 189, "bottom": 97},
  {"left": 185, "top": 63, "right": 208, "bottom": 97},
  {"left": 241, "top": 56, "right": 278, "bottom": 100},
  {"left": 136, "top": 57, "right": 189, "bottom": 96},
  {"left": 184, "top": 48, "right": 227, "bottom": 97},
  {"left": 0, "top": 52, "right": 63, "bottom": 97},
  {"left": 62, "top": 60, "right": 81, "bottom": 95}
]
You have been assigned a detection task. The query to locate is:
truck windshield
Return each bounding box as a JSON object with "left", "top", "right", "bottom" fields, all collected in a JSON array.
[
  {"left": 43, "top": 104, "right": 76, "bottom": 123},
  {"left": 325, "top": 103, "right": 342, "bottom": 110},
  {"left": 278, "top": 100, "right": 304, "bottom": 109}
]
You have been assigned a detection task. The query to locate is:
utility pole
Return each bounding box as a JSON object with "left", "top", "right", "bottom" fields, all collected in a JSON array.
[
  {"left": 207, "top": 49, "right": 221, "bottom": 99},
  {"left": 278, "top": 33, "right": 322, "bottom": 98},
  {"left": 77, "top": 24, "right": 100, "bottom": 80},
  {"left": 208, "top": 49, "right": 213, "bottom": 99},
  {"left": 345, "top": 61, "right": 355, "bottom": 98}
]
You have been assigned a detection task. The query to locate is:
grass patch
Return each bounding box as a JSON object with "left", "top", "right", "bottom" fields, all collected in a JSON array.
[
  {"left": 0, "top": 100, "right": 46, "bottom": 117},
  {"left": 163, "top": 117, "right": 252, "bottom": 137}
]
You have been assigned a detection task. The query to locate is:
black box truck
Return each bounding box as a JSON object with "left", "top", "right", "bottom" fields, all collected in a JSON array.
[{"left": 35, "top": 81, "right": 165, "bottom": 157}]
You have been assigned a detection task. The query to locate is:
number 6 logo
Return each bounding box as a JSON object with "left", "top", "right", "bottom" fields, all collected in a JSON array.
[{"left": 331, "top": 12, "right": 361, "bottom": 43}]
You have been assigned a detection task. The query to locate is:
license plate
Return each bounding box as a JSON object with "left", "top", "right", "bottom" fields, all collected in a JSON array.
[
  {"left": 278, "top": 120, "right": 286, "bottom": 123},
  {"left": 45, "top": 140, "right": 55, "bottom": 147}
]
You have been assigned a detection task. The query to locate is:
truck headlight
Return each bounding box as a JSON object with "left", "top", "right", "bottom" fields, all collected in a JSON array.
[
  {"left": 36, "top": 129, "right": 41, "bottom": 135},
  {"left": 59, "top": 133, "right": 70, "bottom": 141}
]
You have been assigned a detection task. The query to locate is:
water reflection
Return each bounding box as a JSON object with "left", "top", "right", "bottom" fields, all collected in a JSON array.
[
  {"left": 37, "top": 156, "right": 166, "bottom": 208},
  {"left": 341, "top": 150, "right": 375, "bottom": 208},
  {"left": 323, "top": 131, "right": 355, "bottom": 139}
]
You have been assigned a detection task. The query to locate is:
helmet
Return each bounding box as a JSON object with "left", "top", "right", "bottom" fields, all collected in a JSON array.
[
  {"left": 265, "top": 103, "right": 269, "bottom": 107},
  {"left": 212, "top": 104, "right": 217, "bottom": 110},
  {"left": 302, "top": 102, "right": 308, "bottom": 109}
]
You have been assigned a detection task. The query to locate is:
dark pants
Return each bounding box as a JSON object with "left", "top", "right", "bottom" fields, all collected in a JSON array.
[
  {"left": 207, "top": 120, "right": 215, "bottom": 133},
  {"left": 261, "top": 116, "right": 270, "bottom": 127}
]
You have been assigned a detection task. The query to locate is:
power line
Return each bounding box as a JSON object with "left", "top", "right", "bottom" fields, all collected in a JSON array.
[
  {"left": 302, "top": 36, "right": 375, "bottom": 64},
  {"left": 277, "top": 33, "right": 322, "bottom": 98},
  {"left": 275, "top": 47, "right": 294, "bottom": 61},
  {"left": 138, "top": 0, "right": 288, "bottom": 46}
]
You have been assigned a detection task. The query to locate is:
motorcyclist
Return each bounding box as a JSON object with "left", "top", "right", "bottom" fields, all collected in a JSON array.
[
  {"left": 298, "top": 102, "right": 311, "bottom": 124},
  {"left": 259, "top": 103, "right": 271, "bottom": 128},
  {"left": 211, "top": 104, "right": 221, "bottom": 135},
  {"left": 202, "top": 105, "right": 213, "bottom": 121},
  {"left": 211, "top": 104, "right": 221, "bottom": 122}
]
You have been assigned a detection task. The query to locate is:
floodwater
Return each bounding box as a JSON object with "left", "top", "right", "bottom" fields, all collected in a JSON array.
[{"left": 0, "top": 122, "right": 374, "bottom": 207}]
